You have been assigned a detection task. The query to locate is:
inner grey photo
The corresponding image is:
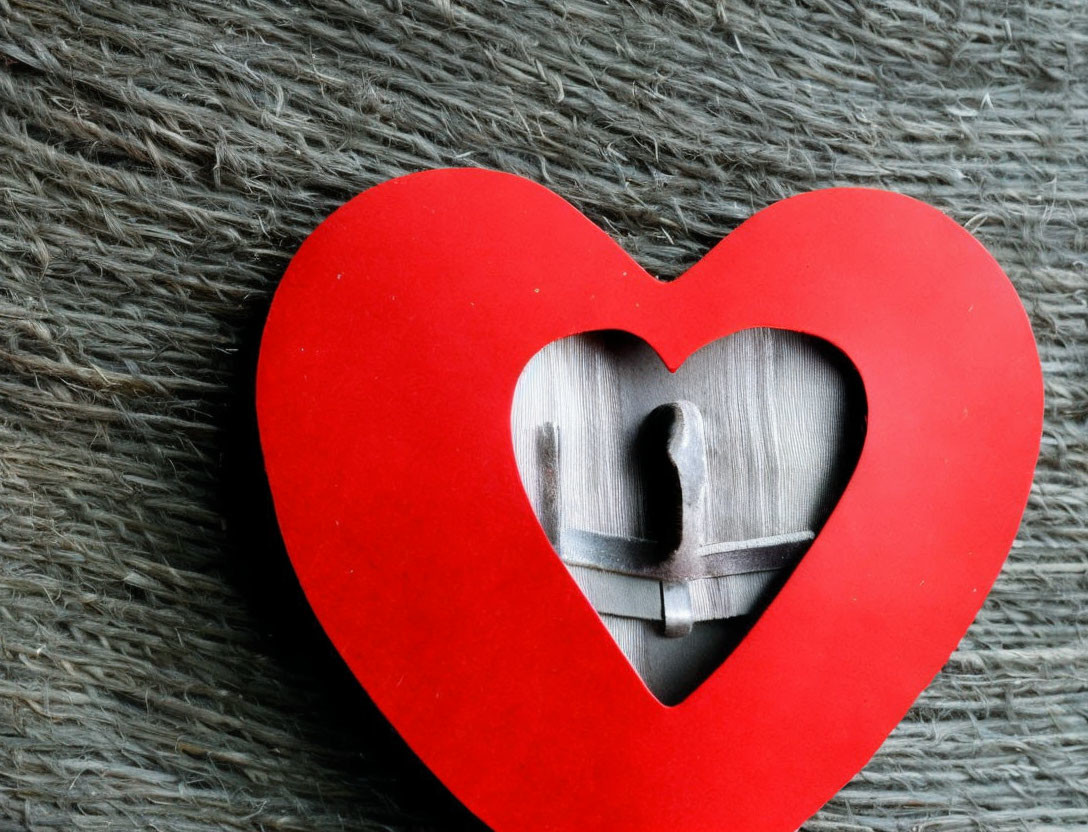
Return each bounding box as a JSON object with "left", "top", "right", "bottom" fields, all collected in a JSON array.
[{"left": 512, "top": 328, "right": 866, "bottom": 704}]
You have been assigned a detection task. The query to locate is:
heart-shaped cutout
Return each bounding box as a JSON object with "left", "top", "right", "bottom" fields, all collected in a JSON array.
[
  {"left": 511, "top": 328, "right": 866, "bottom": 704},
  {"left": 257, "top": 170, "right": 1042, "bottom": 831}
]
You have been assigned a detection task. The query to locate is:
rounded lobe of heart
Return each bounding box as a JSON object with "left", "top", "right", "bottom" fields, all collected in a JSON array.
[{"left": 257, "top": 169, "right": 1043, "bottom": 832}]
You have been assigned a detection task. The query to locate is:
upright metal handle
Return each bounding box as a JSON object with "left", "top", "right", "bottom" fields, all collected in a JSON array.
[
  {"left": 538, "top": 401, "right": 711, "bottom": 639},
  {"left": 654, "top": 400, "right": 707, "bottom": 638},
  {"left": 657, "top": 400, "right": 708, "bottom": 574}
]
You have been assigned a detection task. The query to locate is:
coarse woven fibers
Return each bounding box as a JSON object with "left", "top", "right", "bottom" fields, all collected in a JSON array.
[{"left": 1, "top": 1, "right": 1086, "bottom": 830}]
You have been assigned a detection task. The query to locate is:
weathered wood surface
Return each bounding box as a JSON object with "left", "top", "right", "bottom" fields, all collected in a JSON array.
[{"left": 512, "top": 328, "right": 865, "bottom": 704}]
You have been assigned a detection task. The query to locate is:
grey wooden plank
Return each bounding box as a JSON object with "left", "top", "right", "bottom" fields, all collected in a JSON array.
[{"left": 511, "top": 328, "right": 864, "bottom": 704}]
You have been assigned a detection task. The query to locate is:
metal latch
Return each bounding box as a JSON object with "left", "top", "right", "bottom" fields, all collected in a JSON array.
[{"left": 537, "top": 401, "right": 812, "bottom": 639}]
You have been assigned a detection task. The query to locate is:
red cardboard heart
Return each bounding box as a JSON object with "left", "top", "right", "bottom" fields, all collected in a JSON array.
[{"left": 257, "top": 170, "right": 1042, "bottom": 831}]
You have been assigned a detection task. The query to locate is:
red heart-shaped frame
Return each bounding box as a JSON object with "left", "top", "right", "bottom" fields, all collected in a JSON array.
[{"left": 257, "top": 170, "right": 1042, "bottom": 831}]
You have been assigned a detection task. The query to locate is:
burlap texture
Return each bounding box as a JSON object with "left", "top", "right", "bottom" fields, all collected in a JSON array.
[{"left": 1, "top": 1, "right": 1085, "bottom": 829}]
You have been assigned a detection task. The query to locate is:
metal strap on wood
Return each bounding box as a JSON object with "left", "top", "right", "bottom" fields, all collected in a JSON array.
[{"left": 536, "top": 405, "right": 814, "bottom": 638}]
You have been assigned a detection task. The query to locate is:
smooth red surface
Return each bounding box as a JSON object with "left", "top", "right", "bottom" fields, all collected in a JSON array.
[{"left": 257, "top": 170, "right": 1042, "bottom": 831}]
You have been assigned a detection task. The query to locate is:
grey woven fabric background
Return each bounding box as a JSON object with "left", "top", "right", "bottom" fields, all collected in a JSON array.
[{"left": 1, "top": 1, "right": 1085, "bottom": 830}]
